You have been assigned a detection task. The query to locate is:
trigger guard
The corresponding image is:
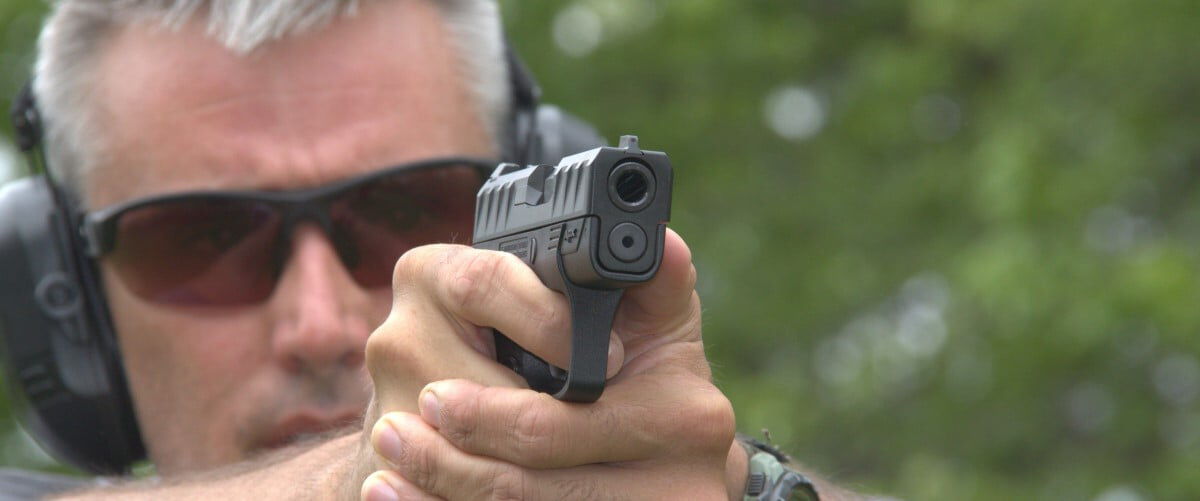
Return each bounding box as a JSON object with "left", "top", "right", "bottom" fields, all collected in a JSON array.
[{"left": 492, "top": 233, "right": 622, "bottom": 403}]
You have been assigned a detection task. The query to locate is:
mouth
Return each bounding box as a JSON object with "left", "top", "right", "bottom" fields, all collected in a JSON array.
[{"left": 259, "top": 411, "right": 362, "bottom": 451}]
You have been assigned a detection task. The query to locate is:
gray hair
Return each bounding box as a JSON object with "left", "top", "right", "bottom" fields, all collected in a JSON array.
[{"left": 34, "top": 0, "right": 511, "bottom": 205}]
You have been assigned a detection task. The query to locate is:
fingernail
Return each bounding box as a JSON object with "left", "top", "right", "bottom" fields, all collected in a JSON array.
[
  {"left": 363, "top": 475, "right": 400, "bottom": 501},
  {"left": 419, "top": 387, "right": 441, "bottom": 428},
  {"left": 373, "top": 416, "right": 406, "bottom": 461},
  {"left": 606, "top": 335, "right": 623, "bottom": 379}
]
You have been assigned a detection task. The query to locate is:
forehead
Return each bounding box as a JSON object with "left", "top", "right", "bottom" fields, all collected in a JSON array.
[{"left": 87, "top": 0, "right": 493, "bottom": 208}]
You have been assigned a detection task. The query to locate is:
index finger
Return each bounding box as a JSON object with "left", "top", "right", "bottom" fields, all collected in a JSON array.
[{"left": 397, "top": 244, "right": 623, "bottom": 378}]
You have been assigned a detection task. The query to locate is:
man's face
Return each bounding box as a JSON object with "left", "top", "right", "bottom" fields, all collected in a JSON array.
[{"left": 86, "top": 0, "right": 493, "bottom": 474}]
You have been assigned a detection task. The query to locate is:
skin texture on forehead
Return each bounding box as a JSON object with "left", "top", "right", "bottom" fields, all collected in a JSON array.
[
  {"left": 87, "top": 0, "right": 493, "bottom": 474},
  {"left": 88, "top": 0, "right": 493, "bottom": 207}
]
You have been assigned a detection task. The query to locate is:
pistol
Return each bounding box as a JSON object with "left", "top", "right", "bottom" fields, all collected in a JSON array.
[{"left": 472, "top": 135, "right": 673, "bottom": 402}]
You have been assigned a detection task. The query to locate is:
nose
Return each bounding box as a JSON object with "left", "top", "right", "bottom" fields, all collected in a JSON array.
[{"left": 267, "top": 224, "right": 375, "bottom": 375}]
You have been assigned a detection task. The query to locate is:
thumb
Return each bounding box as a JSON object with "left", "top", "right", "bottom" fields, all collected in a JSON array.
[{"left": 614, "top": 228, "right": 701, "bottom": 352}]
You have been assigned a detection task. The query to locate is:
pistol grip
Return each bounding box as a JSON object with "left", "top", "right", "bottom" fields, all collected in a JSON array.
[{"left": 494, "top": 333, "right": 560, "bottom": 393}]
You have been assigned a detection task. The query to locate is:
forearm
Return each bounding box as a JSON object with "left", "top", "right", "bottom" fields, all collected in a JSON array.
[
  {"left": 786, "top": 464, "right": 868, "bottom": 501},
  {"left": 54, "top": 432, "right": 362, "bottom": 500}
]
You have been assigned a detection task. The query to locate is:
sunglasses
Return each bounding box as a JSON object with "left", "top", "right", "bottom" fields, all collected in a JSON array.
[{"left": 81, "top": 157, "right": 495, "bottom": 307}]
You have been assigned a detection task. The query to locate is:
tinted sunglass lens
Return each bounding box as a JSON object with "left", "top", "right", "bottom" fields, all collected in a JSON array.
[
  {"left": 109, "top": 200, "right": 283, "bottom": 306},
  {"left": 330, "top": 164, "right": 484, "bottom": 288}
]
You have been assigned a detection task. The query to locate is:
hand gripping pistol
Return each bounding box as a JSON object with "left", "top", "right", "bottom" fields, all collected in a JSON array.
[{"left": 472, "top": 136, "right": 673, "bottom": 402}]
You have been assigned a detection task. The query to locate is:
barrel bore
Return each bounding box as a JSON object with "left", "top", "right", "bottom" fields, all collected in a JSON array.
[{"left": 608, "top": 162, "right": 655, "bottom": 211}]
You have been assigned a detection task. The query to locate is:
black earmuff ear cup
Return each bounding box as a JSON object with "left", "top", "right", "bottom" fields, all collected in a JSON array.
[
  {"left": 527, "top": 104, "right": 606, "bottom": 165},
  {"left": 504, "top": 43, "right": 606, "bottom": 165},
  {"left": 0, "top": 178, "right": 145, "bottom": 474}
]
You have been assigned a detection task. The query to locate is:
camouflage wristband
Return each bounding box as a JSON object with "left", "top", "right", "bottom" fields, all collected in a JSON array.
[{"left": 738, "top": 435, "right": 820, "bottom": 501}]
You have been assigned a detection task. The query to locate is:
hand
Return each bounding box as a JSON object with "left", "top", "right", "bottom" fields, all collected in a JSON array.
[{"left": 359, "top": 229, "right": 740, "bottom": 500}]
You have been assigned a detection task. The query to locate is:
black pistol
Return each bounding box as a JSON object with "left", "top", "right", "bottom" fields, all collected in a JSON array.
[{"left": 472, "top": 135, "right": 673, "bottom": 402}]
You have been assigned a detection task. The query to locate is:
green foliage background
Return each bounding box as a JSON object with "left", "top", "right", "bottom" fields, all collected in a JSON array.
[{"left": 1, "top": 1, "right": 1198, "bottom": 499}]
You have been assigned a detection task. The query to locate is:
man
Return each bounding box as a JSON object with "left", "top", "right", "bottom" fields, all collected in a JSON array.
[{"left": 4, "top": 0, "right": 863, "bottom": 499}]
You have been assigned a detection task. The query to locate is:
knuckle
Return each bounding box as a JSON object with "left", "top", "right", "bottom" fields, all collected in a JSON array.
[
  {"left": 400, "top": 433, "right": 438, "bottom": 491},
  {"left": 445, "top": 250, "right": 511, "bottom": 313},
  {"left": 527, "top": 300, "right": 566, "bottom": 342},
  {"left": 488, "top": 465, "right": 528, "bottom": 501},
  {"left": 508, "top": 398, "right": 560, "bottom": 464},
  {"left": 437, "top": 391, "right": 480, "bottom": 448},
  {"left": 686, "top": 389, "right": 737, "bottom": 452},
  {"left": 654, "top": 384, "right": 735, "bottom": 455},
  {"left": 364, "top": 316, "right": 416, "bottom": 374},
  {"left": 585, "top": 404, "right": 622, "bottom": 440},
  {"left": 553, "top": 476, "right": 606, "bottom": 501},
  {"left": 393, "top": 244, "right": 462, "bottom": 295},
  {"left": 373, "top": 421, "right": 434, "bottom": 489},
  {"left": 364, "top": 330, "right": 388, "bottom": 374},
  {"left": 391, "top": 246, "right": 428, "bottom": 291}
]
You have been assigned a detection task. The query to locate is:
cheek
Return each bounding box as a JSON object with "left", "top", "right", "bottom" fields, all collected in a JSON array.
[
  {"left": 105, "top": 267, "right": 391, "bottom": 466},
  {"left": 103, "top": 266, "right": 272, "bottom": 467}
]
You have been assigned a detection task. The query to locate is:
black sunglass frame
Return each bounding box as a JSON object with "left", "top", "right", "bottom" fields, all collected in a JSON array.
[{"left": 79, "top": 156, "right": 497, "bottom": 257}]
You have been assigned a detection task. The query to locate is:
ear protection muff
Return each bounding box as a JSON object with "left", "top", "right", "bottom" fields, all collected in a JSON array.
[
  {"left": 0, "top": 82, "right": 145, "bottom": 474},
  {"left": 0, "top": 40, "right": 604, "bottom": 474},
  {"left": 504, "top": 43, "right": 607, "bottom": 165}
]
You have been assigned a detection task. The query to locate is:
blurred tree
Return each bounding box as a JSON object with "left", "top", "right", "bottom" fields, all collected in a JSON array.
[{"left": 1, "top": 1, "right": 1198, "bottom": 499}]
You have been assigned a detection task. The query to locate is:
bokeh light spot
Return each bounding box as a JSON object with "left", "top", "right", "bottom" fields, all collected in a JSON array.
[
  {"left": 763, "top": 85, "right": 825, "bottom": 141},
  {"left": 815, "top": 335, "right": 863, "bottom": 387},
  {"left": 552, "top": 4, "right": 603, "bottom": 58},
  {"left": 1152, "top": 353, "right": 1200, "bottom": 407},
  {"left": 1065, "top": 382, "right": 1115, "bottom": 435},
  {"left": 896, "top": 304, "right": 947, "bottom": 358},
  {"left": 1092, "top": 485, "right": 1146, "bottom": 501}
]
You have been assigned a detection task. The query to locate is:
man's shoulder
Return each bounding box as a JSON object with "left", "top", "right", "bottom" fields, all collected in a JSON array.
[{"left": 0, "top": 468, "right": 92, "bottom": 500}]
